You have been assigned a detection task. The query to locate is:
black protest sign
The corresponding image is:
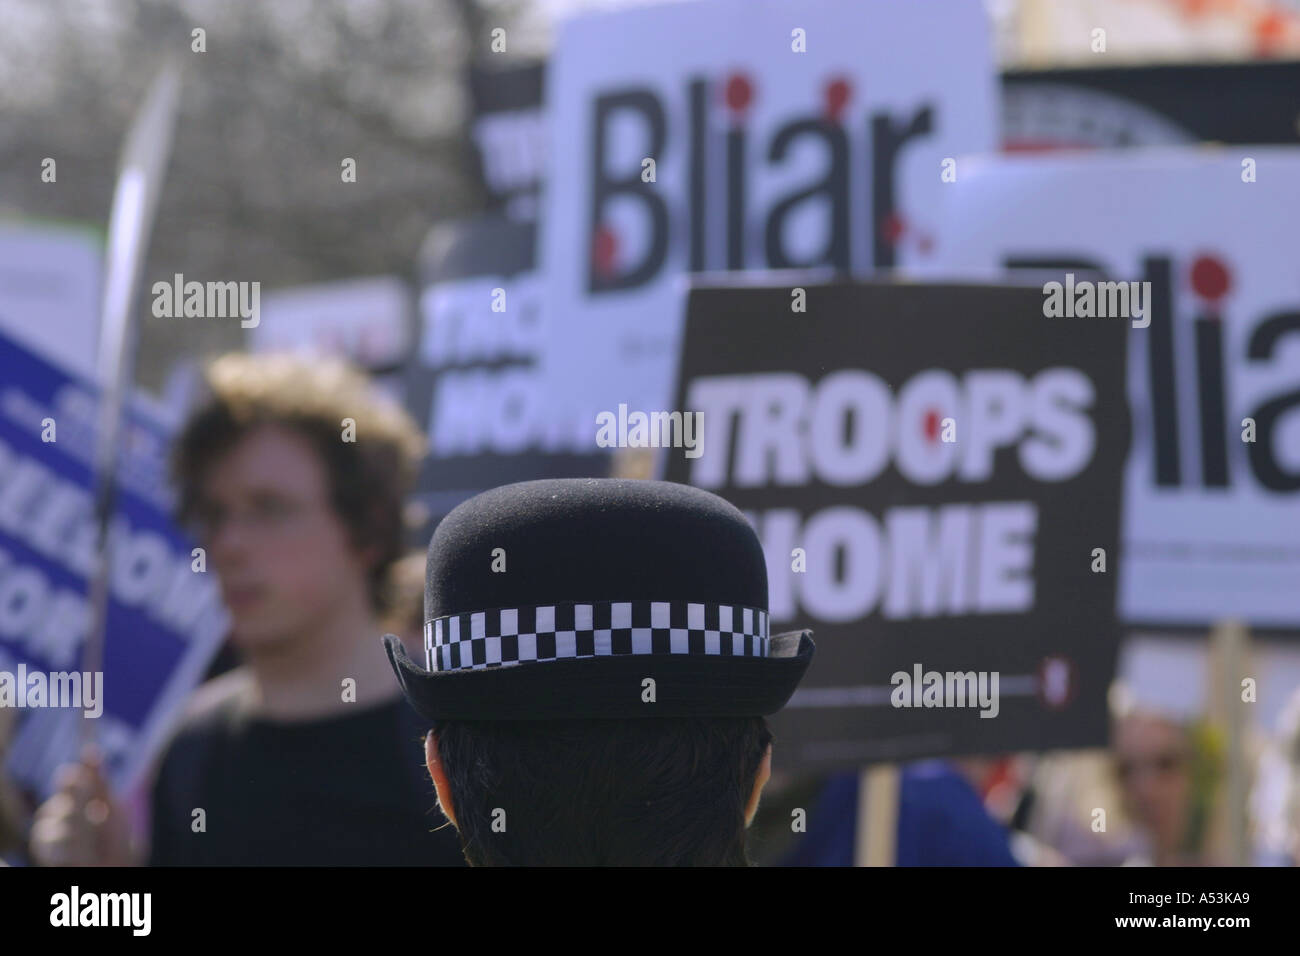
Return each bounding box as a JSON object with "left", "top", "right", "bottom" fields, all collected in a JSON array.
[
  {"left": 404, "top": 216, "right": 609, "bottom": 534},
  {"left": 1002, "top": 60, "right": 1300, "bottom": 149},
  {"left": 467, "top": 62, "right": 546, "bottom": 220},
  {"left": 664, "top": 282, "right": 1129, "bottom": 769}
]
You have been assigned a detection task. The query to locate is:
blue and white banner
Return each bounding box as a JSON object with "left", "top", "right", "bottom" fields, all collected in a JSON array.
[
  {"left": 0, "top": 331, "right": 227, "bottom": 798},
  {"left": 0, "top": 222, "right": 102, "bottom": 379}
]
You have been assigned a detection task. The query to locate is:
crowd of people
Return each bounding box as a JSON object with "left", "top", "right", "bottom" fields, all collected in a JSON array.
[{"left": 0, "top": 352, "right": 1293, "bottom": 867}]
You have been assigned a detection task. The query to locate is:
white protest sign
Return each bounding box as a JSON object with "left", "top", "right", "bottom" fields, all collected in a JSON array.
[
  {"left": 540, "top": 0, "right": 997, "bottom": 418},
  {"left": 911, "top": 148, "right": 1300, "bottom": 628},
  {"left": 0, "top": 222, "right": 102, "bottom": 378},
  {"left": 253, "top": 276, "right": 413, "bottom": 370}
]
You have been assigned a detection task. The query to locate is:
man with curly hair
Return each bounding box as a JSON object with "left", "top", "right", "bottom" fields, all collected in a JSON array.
[{"left": 32, "top": 354, "right": 463, "bottom": 866}]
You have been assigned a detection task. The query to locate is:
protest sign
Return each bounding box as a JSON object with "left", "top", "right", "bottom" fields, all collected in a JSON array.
[
  {"left": 469, "top": 61, "right": 546, "bottom": 222},
  {"left": 405, "top": 216, "right": 609, "bottom": 529},
  {"left": 540, "top": 0, "right": 998, "bottom": 419},
  {"left": 252, "top": 276, "right": 414, "bottom": 373},
  {"left": 0, "top": 222, "right": 102, "bottom": 378},
  {"left": 0, "top": 331, "right": 227, "bottom": 797},
  {"left": 664, "top": 281, "right": 1128, "bottom": 768},
  {"left": 1002, "top": 60, "right": 1300, "bottom": 151},
  {"left": 912, "top": 148, "right": 1300, "bottom": 629}
]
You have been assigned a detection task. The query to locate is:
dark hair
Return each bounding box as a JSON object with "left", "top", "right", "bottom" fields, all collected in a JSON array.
[
  {"left": 171, "top": 353, "right": 426, "bottom": 612},
  {"left": 432, "top": 716, "right": 774, "bottom": 866}
]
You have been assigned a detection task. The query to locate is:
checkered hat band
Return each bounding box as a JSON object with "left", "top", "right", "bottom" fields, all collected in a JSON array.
[{"left": 423, "top": 600, "right": 770, "bottom": 672}]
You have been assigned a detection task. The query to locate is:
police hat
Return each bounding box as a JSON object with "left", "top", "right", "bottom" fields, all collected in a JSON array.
[{"left": 383, "top": 478, "right": 814, "bottom": 720}]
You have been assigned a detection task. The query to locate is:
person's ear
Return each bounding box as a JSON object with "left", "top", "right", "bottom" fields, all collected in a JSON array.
[
  {"left": 425, "top": 730, "right": 459, "bottom": 830},
  {"left": 744, "top": 743, "right": 773, "bottom": 827}
]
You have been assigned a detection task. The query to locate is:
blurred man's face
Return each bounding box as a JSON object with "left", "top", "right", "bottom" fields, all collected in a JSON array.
[
  {"left": 195, "top": 424, "right": 372, "bottom": 650},
  {"left": 1114, "top": 714, "right": 1191, "bottom": 857}
]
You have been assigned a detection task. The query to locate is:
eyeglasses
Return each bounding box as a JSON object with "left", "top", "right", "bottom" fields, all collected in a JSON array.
[
  {"left": 190, "top": 493, "right": 327, "bottom": 540},
  {"left": 1115, "top": 751, "right": 1188, "bottom": 782}
]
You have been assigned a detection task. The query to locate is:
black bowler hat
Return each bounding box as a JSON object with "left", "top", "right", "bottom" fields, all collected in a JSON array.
[{"left": 383, "top": 478, "right": 815, "bottom": 720}]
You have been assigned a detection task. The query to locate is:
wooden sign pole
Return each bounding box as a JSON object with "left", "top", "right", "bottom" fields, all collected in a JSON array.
[
  {"left": 1206, "top": 618, "right": 1252, "bottom": 866},
  {"left": 855, "top": 764, "right": 900, "bottom": 866}
]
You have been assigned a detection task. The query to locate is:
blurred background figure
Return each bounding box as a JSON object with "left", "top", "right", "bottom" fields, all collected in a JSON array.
[
  {"left": 778, "top": 759, "right": 1023, "bottom": 867},
  {"left": 1280, "top": 691, "right": 1300, "bottom": 865},
  {"left": 774, "top": 690, "right": 1243, "bottom": 868},
  {"left": 1110, "top": 706, "right": 1223, "bottom": 866},
  {"left": 30, "top": 353, "right": 466, "bottom": 866},
  {"left": 1252, "top": 686, "right": 1300, "bottom": 865},
  {"left": 1008, "top": 686, "right": 1231, "bottom": 867},
  {"left": 0, "top": 706, "right": 29, "bottom": 866}
]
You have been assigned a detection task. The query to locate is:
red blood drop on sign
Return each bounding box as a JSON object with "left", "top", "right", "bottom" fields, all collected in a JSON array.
[
  {"left": 881, "top": 212, "right": 906, "bottom": 245},
  {"left": 824, "top": 77, "right": 851, "bottom": 122},
  {"left": 592, "top": 226, "right": 618, "bottom": 277},
  {"left": 1190, "top": 254, "right": 1230, "bottom": 303},
  {"left": 725, "top": 73, "right": 753, "bottom": 114},
  {"left": 923, "top": 409, "right": 940, "bottom": 442}
]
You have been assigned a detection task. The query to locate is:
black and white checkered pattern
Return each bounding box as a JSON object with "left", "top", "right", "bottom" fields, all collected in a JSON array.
[{"left": 424, "top": 600, "right": 770, "bottom": 672}]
